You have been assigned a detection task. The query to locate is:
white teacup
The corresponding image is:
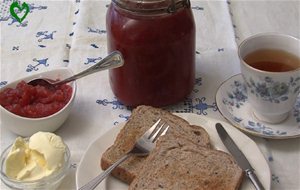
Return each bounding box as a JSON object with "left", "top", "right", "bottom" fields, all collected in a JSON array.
[{"left": 238, "top": 33, "right": 300, "bottom": 124}]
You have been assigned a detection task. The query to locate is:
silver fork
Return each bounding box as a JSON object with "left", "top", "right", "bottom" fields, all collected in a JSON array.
[{"left": 78, "top": 119, "right": 169, "bottom": 190}]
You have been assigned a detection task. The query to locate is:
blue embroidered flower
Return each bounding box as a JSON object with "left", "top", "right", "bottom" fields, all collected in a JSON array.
[
  {"left": 96, "top": 99, "right": 126, "bottom": 110},
  {"left": 88, "top": 27, "right": 106, "bottom": 34},
  {"left": 193, "top": 97, "right": 218, "bottom": 115},
  {"left": 0, "top": 81, "right": 8, "bottom": 87},
  {"left": 26, "top": 58, "right": 49, "bottom": 72},
  {"left": 36, "top": 31, "right": 56, "bottom": 42},
  {"left": 84, "top": 57, "right": 102, "bottom": 65}
]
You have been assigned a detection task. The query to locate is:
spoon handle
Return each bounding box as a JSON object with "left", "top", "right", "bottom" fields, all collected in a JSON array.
[{"left": 54, "top": 51, "right": 124, "bottom": 85}]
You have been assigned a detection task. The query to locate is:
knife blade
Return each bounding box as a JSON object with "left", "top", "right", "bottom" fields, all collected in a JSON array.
[{"left": 215, "top": 123, "right": 265, "bottom": 190}]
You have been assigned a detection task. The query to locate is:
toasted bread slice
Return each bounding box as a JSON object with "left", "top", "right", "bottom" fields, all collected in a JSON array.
[
  {"left": 129, "top": 135, "right": 244, "bottom": 190},
  {"left": 100, "top": 105, "right": 211, "bottom": 184}
]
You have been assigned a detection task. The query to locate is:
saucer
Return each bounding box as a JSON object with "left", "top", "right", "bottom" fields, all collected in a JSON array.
[{"left": 216, "top": 74, "right": 300, "bottom": 139}]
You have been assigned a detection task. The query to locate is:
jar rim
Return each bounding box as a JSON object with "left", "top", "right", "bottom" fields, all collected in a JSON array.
[{"left": 112, "top": 0, "right": 190, "bottom": 14}]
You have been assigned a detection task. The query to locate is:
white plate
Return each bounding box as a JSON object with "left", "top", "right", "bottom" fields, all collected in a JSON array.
[
  {"left": 76, "top": 113, "right": 271, "bottom": 190},
  {"left": 216, "top": 74, "right": 300, "bottom": 139}
]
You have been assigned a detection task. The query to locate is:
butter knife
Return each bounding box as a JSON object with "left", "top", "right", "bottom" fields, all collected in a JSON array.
[{"left": 215, "top": 123, "right": 265, "bottom": 190}]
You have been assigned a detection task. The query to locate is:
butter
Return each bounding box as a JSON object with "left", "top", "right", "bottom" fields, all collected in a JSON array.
[
  {"left": 5, "top": 132, "right": 66, "bottom": 181},
  {"left": 5, "top": 137, "right": 28, "bottom": 179}
]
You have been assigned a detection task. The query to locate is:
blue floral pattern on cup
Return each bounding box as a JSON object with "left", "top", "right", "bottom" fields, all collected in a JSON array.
[
  {"left": 293, "top": 99, "right": 300, "bottom": 123},
  {"left": 218, "top": 75, "right": 300, "bottom": 138},
  {"left": 245, "top": 76, "right": 300, "bottom": 103},
  {"left": 222, "top": 80, "right": 289, "bottom": 136}
]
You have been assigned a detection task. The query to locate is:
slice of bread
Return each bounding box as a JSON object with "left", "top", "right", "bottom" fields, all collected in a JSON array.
[
  {"left": 129, "top": 135, "right": 244, "bottom": 190},
  {"left": 100, "top": 105, "right": 211, "bottom": 184}
]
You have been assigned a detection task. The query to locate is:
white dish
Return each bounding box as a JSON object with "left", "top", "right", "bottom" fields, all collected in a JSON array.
[
  {"left": 0, "top": 68, "right": 77, "bottom": 137},
  {"left": 216, "top": 74, "right": 300, "bottom": 139},
  {"left": 76, "top": 113, "right": 271, "bottom": 190}
]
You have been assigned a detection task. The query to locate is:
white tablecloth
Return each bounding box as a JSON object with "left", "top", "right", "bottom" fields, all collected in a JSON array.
[{"left": 1, "top": 0, "right": 300, "bottom": 189}]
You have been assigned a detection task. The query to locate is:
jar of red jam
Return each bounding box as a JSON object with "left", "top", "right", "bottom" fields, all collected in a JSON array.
[{"left": 106, "top": 0, "right": 195, "bottom": 107}]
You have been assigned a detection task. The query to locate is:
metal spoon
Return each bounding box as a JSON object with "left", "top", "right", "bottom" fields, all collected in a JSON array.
[{"left": 27, "top": 51, "right": 124, "bottom": 87}]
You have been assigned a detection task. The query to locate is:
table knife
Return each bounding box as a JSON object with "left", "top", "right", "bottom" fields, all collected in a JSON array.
[{"left": 215, "top": 123, "right": 265, "bottom": 190}]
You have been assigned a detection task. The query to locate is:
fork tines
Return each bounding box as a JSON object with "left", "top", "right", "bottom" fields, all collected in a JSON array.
[{"left": 148, "top": 119, "right": 169, "bottom": 142}]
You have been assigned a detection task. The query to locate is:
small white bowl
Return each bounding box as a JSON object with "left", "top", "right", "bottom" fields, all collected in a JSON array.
[
  {"left": 0, "top": 139, "right": 71, "bottom": 190},
  {"left": 0, "top": 68, "right": 77, "bottom": 137}
]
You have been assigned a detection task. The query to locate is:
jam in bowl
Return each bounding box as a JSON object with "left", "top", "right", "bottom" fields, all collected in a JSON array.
[{"left": 0, "top": 68, "right": 77, "bottom": 137}]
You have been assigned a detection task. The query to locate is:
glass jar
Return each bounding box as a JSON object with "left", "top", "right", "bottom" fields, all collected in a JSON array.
[{"left": 106, "top": 0, "right": 195, "bottom": 107}]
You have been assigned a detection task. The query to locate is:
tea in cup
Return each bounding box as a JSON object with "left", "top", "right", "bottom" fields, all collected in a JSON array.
[{"left": 238, "top": 33, "right": 300, "bottom": 124}]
